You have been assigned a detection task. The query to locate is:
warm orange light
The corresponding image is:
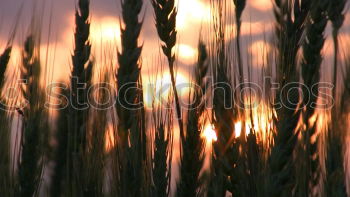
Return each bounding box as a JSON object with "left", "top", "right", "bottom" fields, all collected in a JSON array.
[
  {"left": 234, "top": 121, "right": 251, "bottom": 137},
  {"left": 202, "top": 124, "right": 217, "bottom": 142},
  {"left": 105, "top": 124, "right": 116, "bottom": 152},
  {"left": 143, "top": 72, "right": 190, "bottom": 109},
  {"left": 90, "top": 17, "right": 121, "bottom": 42},
  {"left": 176, "top": 0, "right": 211, "bottom": 30},
  {"left": 234, "top": 122, "right": 242, "bottom": 137},
  {"left": 176, "top": 44, "right": 197, "bottom": 63}
]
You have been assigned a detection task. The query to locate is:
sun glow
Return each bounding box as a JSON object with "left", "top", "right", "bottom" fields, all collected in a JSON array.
[
  {"left": 90, "top": 17, "right": 121, "bottom": 42},
  {"left": 202, "top": 124, "right": 217, "bottom": 142},
  {"left": 105, "top": 124, "right": 116, "bottom": 152},
  {"left": 143, "top": 72, "right": 190, "bottom": 109},
  {"left": 176, "top": 0, "right": 211, "bottom": 30},
  {"left": 234, "top": 121, "right": 251, "bottom": 138},
  {"left": 176, "top": 44, "right": 197, "bottom": 63}
]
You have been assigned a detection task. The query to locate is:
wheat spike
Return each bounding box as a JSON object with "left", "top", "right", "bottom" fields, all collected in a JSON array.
[
  {"left": 115, "top": 0, "right": 146, "bottom": 196},
  {"left": 295, "top": 0, "right": 329, "bottom": 196},
  {"left": 17, "top": 35, "right": 47, "bottom": 197},
  {"left": 68, "top": 0, "right": 93, "bottom": 195},
  {"left": 267, "top": 0, "right": 311, "bottom": 196},
  {"left": 151, "top": 0, "right": 185, "bottom": 142},
  {"left": 152, "top": 107, "right": 173, "bottom": 197}
]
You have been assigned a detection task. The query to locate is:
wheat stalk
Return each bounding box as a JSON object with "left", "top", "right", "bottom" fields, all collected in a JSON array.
[
  {"left": 115, "top": 0, "right": 146, "bottom": 196},
  {"left": 151, "top": 0, "right": 185, "bottom": 142},
  {"left": 328, "top": 0, "right": 346, "bottom": 99},
  {"left": 177, "top": 41, "right": 208, "bottom": 197},
  {"left": 324, "top": 49, "right": 350, "bottom": 197},
  {"left": 84, "top": 72, "right": 110, "bottom": 196},
  {"left": 295, "top": 1, "right": 329, "bottom": 196},
  {"left": 50, "top": 87, "right": 69, "bottom": 197},
  {"left": 0, "top": 47, "right": 11, "bottom": 88},
  {"left": 0, "top": 45, "right": 13, "bottom": 197},
  {"left": 17, "top": 34, "right": 47, "bottom": 197},
  {"left": 68, "top": 0, "right": 93, "bottom": 195},
  {"left": 207, "top": 1, "right": 239, "bottom": 196},
  {"left": 232, "top": 0, "right": 246, "bottom": 85},
  {"left": 267, "top": 0, "right": 311, "bottom": 196},
  {"left": 152, "top": 105, "right": 173, "bottom": 197},
  {"left": 273, "top": 0, "right": 310, "bottom": 85}
]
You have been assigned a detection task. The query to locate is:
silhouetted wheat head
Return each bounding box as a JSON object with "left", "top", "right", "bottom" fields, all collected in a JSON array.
[
  {"left": 152, "top": 0, "right": 185, "bottom": 143},
  {"left": 17, "top": 34, "right": 48, "bottom": 197},
  {"left": 115, "top": 0, "right": 147, "bottom": 196},
  {"left": 68, "top": 0, "right": 93, "bottom": 195}
]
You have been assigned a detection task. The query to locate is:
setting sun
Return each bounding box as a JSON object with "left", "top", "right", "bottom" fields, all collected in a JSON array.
[{"left": 90, "top": 17, "right": 121, "bottom": 42}]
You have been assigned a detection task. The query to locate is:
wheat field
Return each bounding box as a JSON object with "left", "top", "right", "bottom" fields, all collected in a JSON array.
[{"left": 0, "top": 0, "right": 350, "bottom": 196}]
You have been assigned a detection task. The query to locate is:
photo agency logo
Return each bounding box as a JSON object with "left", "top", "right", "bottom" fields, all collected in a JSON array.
[{"left": 0, "top": 77, "right": 335, "bottom": 113}]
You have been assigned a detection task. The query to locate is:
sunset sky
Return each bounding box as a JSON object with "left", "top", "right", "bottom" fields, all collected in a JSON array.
[
  {"left": 1, "top": 2, "right": 349, "bottom": 195},
  {"left": 1, "top": 0, "right": 349, "bottom": 85}
]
